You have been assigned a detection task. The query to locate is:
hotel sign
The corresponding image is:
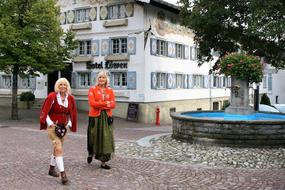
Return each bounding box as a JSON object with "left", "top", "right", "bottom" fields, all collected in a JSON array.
[{"left": 87, "top": 61, "right": 128, "bottom": 69}]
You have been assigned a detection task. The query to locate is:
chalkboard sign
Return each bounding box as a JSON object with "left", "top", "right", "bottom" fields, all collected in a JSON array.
[{"left": 127, "top": 103, "right": 139, "bottom": 121}]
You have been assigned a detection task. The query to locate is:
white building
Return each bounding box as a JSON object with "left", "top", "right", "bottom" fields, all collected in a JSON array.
[{"left": 0, "top": 0, "right": 278, "bottom": 124}]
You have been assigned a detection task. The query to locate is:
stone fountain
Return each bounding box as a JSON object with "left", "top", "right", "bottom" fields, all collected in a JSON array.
[
  {"left": 225, "top": 77, "right": 254, "bottom": 115},
  {"left": 170, "top": 77, "right": 285, "bottom": 147}
]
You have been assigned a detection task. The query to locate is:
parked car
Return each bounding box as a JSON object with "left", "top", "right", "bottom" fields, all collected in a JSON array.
[
  {"left": 250, "top": 104, "right": 280, "bottom": 113},
  {"left": 272, "top": 104, "right": 285, "bottom": 113},
  {"left": 259, "top": 104, "right": 280, "bottom": 113}
]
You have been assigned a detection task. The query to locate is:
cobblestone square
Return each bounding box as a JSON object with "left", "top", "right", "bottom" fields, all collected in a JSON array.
[{"left": 0, "top": 107, "right": 284, "bottom": 190}]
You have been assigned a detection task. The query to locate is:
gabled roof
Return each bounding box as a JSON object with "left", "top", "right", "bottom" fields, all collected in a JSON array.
[{"left": 136, "top": 0, "right": 179, "bottom": 13}]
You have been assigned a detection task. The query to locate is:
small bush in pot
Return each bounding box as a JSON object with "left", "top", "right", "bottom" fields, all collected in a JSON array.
[{"left": 20, "top": 91, "right": 35, "bottom": 109}]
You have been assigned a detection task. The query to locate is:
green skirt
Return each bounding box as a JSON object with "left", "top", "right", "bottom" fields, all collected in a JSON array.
[{"left": 87, "top": 111, "right": 114, "bottom": 162}]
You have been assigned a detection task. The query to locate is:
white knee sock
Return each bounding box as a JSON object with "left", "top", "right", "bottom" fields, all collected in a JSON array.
[
  {"left": 55, "top": 156, "right": 64, "bottom": 172},
  {"left": 50, "top": 154, "right": 56, "bottom": 166}
]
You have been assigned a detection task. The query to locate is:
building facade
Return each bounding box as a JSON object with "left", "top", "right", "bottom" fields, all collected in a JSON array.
[{"left": 0, "top": 0, "right": 276, "bottom": 124}]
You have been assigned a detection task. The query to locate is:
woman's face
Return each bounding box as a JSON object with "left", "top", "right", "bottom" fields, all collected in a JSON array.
[
  {"left": 58, "top": 82, "right": 67, "bottom": 93},
  {"left": 98, "top": 75, "right": 107, "bottom": 86}
]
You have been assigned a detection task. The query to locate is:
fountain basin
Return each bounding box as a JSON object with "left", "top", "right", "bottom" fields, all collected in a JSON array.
[{"left": 171, "top": 111, "right": 285, "bottom": 147}]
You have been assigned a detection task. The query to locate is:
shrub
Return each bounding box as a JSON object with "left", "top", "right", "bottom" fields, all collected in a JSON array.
[
  {"left": 260, "top": 93, "right": 271, "bottom": 106},
  {"left": 20, "top": 91, "right": 35, "bottom": 102}
]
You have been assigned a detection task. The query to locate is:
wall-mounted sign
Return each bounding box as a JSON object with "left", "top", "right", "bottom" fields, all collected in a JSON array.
[{"left": 86, "top": 61, "right": 128, "bottom": 70}]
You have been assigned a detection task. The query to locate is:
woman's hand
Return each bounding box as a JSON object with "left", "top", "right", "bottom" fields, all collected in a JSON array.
[{"left": 106, "top": 101, "right": 110, "bottom": 107}]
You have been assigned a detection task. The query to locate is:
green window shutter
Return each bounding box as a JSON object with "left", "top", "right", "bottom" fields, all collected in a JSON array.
[
  {"left": 184, "top": 45, "right": 189, "bottom": 59},
  {"left": 101, "top": 39, "right": 110, "bottom": 56},
  {"left": 183, "top": 74, "right": 188, "bottom": 89},
  {"left": 188, "top": 74, "right": 193, "bottom": 88},
  {"left": 89, "top": 7, "right": 97, "bottom": 21},
  {"left": 92, "top": 40, "right": 99, "bottom": 56},
  {"left": 168, "top": 42, "right": 175, "bottom": 57},
  {"left": 150, "top": 38, "right": 157, "bottom": 55},
  {"left": 91, "top": 71, "right": 97, "bottom": 86},
  {"left": 127, "top": 71, "right": 136, "bottom": 89},
  {"left": 151, "top": 72, "right": 157, "bottom": 89},
  {"left": 60, "top": 12, "right": 66, "bottom": 25},
  {"left": 127, "top": 37, "right": 136, "bottom": 55},
  {"left": 67, "top": 10, "right": 75, "bottom": 23},
  {"left": 167, "top": 73, "right": 176, "bottom": 89},
  {"left": 100, "top": 6, "right": 108, "bottom": 20},
  {"left": 203, "top": 75, "right": 209, "bottom": 88}
]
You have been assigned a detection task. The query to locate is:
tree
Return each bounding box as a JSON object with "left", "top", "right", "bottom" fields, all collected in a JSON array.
[
  {"left": 0, "top": 0, "right": 77, "bottom": 119},
  {"left": 178, "top": 0, "right": 285, "bottom": 69}
]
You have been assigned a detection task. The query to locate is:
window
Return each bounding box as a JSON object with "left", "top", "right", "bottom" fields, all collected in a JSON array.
[
  {"left": 21, "top": 77, "right": 30, "bottom": 88},
  {"left": 222, "top": 77, "right": 227, "bottom": 88},
  {"left": 157, "top": 40, "right": 167, "bottom": 56},
  {"left": 157, "top": 73, "right": 167, "bottom": 89},
  {"left": 112, "top": 72, "right": 127, "bottom": 88},
  {"left": 268, "top": 73, "right": 272, "bottom": 91},
  {"left": 2, "top": 75, "right": 12, "bottom": 88},
  {"left": 175, "top": 44, "right": 185, "bottom": 59},
  {"left": 263, "top": 75, "right": 267, "bottom": 88},
  {"left": 111, "top": 38, "right": 127, "bottom": 54},
  {"left": 213, "top": 102, "right": 219, "bottom": 110},
  {"left": 193, "top": 75, "right": 203, "bottom": 88},
  {"left": 75, "top": 8, "right": 90, "bottom": 23},
  {"left": 78, "top": 73, "right": 90, "bottom": 88},
  {"left": 176, "top": 74, "right": 183, "bottom": 88},
  {"left": 190, "top": 46, "right": 197, "bottom": 60},
  {"left": 108, "top": 4, "right": 126, "bottom": 19},
  {"left": 213, "top": 76, "right": 220, "bottom": 88},
  {"left": 78, "top": 40, "right": 91, "bottom": 55}
]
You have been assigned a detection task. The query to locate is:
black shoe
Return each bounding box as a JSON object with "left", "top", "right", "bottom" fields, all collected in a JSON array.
[
  {"left": 87, "top": 156, "right": 92, "bottom": 164},
  {"left": 101, "top": 164, "right": 111, "bottom": 169},
  {"left": 61, "top": 172, "right": 69, "bottom": 185},
  {"left": 48, "top": 165, "right": 59, "bottom": 177}
]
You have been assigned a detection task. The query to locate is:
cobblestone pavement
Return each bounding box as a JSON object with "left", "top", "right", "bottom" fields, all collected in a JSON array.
[{"left": 0, "top": 107, "right": 285, "bottom": 190}]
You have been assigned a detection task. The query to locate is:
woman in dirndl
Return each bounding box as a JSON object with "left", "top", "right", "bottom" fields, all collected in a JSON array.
[
  {"left": 87, "top": 70, "right": 116, "bottom": 169},
  {"left": 40, "top": 78, "right": 77, "bottom": 185}
]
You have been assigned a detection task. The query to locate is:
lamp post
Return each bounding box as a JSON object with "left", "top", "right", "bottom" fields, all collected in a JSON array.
[{"left": 254, "top": 84, "right": 260, "bottom": 111}]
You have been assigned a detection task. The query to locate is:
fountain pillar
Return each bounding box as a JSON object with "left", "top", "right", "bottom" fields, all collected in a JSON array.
[{"left": 225, "top": 77, "right": 254, "bottom": 114}]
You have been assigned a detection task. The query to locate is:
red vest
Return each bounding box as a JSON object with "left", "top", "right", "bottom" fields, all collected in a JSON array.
[
  {"left": 40, "top": 92, "right": 77, "bottom": 132},
  {"left": 49, "top": 98, "right": 70, "bottom": 126}
]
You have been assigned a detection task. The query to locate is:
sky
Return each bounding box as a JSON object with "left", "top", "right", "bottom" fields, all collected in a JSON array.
[{"left": 165, "top": 0, "right": 179, "bottom": 5}]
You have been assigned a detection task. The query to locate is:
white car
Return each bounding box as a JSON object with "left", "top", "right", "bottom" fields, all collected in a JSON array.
[
  {"left": 272, "top": 104, "right": 285, "bottom": 113},
  {"left": 259, "top": 104, "right": 280, "bottom": 113}
]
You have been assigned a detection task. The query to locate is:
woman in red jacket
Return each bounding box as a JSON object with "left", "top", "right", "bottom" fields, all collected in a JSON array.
[
  {"left": 87, "top": 70, "right": 116, "bottom": 169},
  {"left": 40, "top": 78, "right": 77, "bottom": 185}
]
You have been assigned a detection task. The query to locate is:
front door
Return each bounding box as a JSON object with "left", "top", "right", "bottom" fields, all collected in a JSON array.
[
  {"left": 47, "top": 63, "right": 73, "bottom": 94},
  {"left": 48, "top": 71, "right": 59, "bottom": 94},
  {"left": 60, "top": 63, "right": 73, "bottom": 85}
]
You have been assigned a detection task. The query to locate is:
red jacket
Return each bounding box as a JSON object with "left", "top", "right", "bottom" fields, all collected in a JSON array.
[
  {"left": 40, "top": 92, "right": 77, "bottom": 132},
  {"left": 88, "top": 85, "right": 116, "bottom": 117}
]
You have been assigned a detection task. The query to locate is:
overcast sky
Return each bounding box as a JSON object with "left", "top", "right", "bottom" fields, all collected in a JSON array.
[{"left": 165, "top": 0, "right": 179, "bottom": 5}]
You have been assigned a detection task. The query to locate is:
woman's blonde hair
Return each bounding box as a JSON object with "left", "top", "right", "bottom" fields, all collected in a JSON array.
[
  {"left": 54, "top": 78, "right": 72, "bottom": 94},
  {"left": 95, "top": 70, "right": 110, "bottom": 87}
]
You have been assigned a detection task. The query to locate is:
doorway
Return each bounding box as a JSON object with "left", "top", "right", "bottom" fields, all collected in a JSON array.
[{"left": 47, "top": 63, "right": 73, "bottom": 94}]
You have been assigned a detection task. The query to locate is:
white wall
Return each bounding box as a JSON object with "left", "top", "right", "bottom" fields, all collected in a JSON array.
[{"left": 270, "top": 70, "right": 285, "bottom": 104}]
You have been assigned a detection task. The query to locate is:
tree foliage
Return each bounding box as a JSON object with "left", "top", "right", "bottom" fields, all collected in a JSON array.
[
  {"left": 0, "top": 0, "right": 77, "bottom": 75},
  {"left": 0, "top": 0, "right": 77, "bottom": 119},
  {"left": 178, "top": 0, "right": 285, "bottom": 69}
]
